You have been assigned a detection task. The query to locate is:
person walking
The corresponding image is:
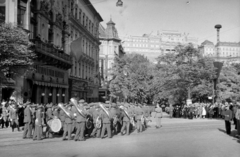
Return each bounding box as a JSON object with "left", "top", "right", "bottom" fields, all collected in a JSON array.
[
  {"left": 235, "top": 103, "right": 240, "bottom": 138},
  {"left": 224, "top": 106, "right": 233, "bottom": 135},
  {"left": 155, "top": 104, "right": 162, "bottom": 129}
]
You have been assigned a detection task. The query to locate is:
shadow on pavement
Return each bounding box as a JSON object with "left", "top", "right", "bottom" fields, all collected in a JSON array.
[{"left": 218, "top": 128, "right": 240, "bottom": 144}]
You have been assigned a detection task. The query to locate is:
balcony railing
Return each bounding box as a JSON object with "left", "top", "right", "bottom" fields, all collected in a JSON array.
[{"left": 34, "top": 39, "right": 72, "bottom": 64}]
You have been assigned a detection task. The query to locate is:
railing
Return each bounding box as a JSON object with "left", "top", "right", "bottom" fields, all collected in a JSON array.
[{"left": 34, "top": 39, "right": 72, "bottom": 64}]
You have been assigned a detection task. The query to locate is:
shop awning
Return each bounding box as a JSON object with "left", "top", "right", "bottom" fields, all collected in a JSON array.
[{"left": 33, "top": 81, "right": 69, "bottom": 88}]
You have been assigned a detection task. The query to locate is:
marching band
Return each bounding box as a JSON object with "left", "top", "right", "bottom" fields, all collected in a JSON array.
[{"left": 0, "top": 98, "right": 155, "bottom": 142}]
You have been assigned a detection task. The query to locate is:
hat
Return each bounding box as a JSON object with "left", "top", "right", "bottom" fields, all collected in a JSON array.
[
  {"left": 79, "top": 99, "right": 85, "bottom": 103},
  {"left": 46, "top": 104, "right": 52, "bottom": 108}
]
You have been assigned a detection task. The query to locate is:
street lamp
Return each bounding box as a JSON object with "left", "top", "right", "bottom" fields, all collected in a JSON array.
[
  {"left": 41, "top": 93, "right": 45, "bottom": 104},
  {"left": 48, "top": 93, "right": 52, "bottom": 103},
  {"left": 213, "top": 24, "right": 223, "bottom": 104},
  {"left": 116, "top": 0, "right": 123, "bottom": 7},
  {"left": 62, "top": 94, "right": 65, "bottom": 103}
]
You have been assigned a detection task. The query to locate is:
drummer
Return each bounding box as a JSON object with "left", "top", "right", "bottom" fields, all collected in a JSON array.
[{"left": 45, "top": 103, "right": 53, "bottom": 138}]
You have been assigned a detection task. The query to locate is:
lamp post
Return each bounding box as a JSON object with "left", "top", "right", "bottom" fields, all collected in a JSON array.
[
  {"left": 41, "top": 93, "right": 45, "bottom": 104},
  {"left": 48, "top": 93, "right": 52, "bottom": 103},
  {"left": 116, "top": 0, "right": 123, "bottom": 7},
  {"left": 213, "top": 24, "right": 223, "bottom": 104},
  {"left": 56, "top": 93, "right": 60, "bottom": 104},
  {"left": 62, "top": 93, "right": 65, "bottom": 103}
]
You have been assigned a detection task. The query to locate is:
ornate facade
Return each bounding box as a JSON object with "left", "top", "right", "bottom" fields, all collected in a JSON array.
[
  {"left": 99, "top": 19, "right": 125, "bottom": 102},
  {"left": 0, "top": 0, "right": 103, "bottom": 103},
  {"left": 65, "top": 0, "right": 103, "bottom": 102}
]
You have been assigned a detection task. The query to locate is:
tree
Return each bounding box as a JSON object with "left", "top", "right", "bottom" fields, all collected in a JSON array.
[
  {"left": 0, "top": 23, "right": 36, "bottom": 81},
  {"left": 154, "top": 44, "right": 216, "bottom": 105},
  {"left": 109, "top": 53, "right": 155, "bottom": 103}
]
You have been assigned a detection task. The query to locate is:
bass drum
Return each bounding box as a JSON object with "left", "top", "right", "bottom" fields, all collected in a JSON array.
[{"left": 47, "top": 118, "right": 62, "bottom": 133}]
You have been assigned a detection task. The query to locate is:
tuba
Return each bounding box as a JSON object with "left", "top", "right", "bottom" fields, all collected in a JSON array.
[
  {"left": 58, "top": 103, "right": 71, "bottom": 118},
  {"left": 96, "top": 116, "right": 102, "bottom": 129},
  {"left": 119, "top": 106, "right": 130, "bottom": 119},
  {"left": 70, "top": 98, "right": 86, "bottom": 118},
  {"left": 99, "top": 103, "right": 110, "bottom": 118}
]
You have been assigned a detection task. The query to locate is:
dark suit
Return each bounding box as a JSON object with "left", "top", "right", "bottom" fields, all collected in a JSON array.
[{"left": 23, "top": 106, "right": 32, "bottom": 138}]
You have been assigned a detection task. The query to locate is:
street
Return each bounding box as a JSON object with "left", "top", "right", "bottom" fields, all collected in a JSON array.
[{"left": 0, "top": 114, "right": 239, "bottom": 157}]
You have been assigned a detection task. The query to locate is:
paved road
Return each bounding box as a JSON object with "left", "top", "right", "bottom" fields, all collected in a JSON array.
[{"left": 0, "top": 116, "right": 239, "bottom": 157}]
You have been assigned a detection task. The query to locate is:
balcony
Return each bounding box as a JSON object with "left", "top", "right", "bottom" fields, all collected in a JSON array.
[{"left": 33, "top": 39, "right": 72, "bottom": 66}]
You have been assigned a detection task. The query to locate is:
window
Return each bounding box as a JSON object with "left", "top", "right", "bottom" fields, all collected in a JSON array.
[
  {"left": 79, "top": 9, "right": 81, "bottom": 21},
  {"left": 0, "top": 6, "right": 5, "bottom": 23},
  {"left": 18, "top": 2, "right": 26, "bottom": 27}
]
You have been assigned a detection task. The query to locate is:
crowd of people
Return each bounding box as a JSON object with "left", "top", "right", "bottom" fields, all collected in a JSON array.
[
  {"left": 0, "top": 98, "right": 163, "bottom": 141},
  {"left": 165, "top": 102, "right": 240, "bottom": 138}
]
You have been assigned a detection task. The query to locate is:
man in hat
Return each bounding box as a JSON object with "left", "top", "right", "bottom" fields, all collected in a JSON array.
[
  {"left": 33, "top": 105, "right": 43, "bottom": 140},
  {"left": 9, "top": 102, "right": 20, "bottom": 132},
  {"left": 62, "top": 104, "right": 74, "bottom": 141},
  {"left": 45, "top": 103, "right": 53, "bottom": 138},
  {"left": 1, "top": 100, "right": 9, "bottom": 128},
  {"left": 224, "top": 105, "right": 233, "bottom": 135},
  {"left": 74, "top": 100, "right": 87, "bottom": 141},
  {"left": 23, "top": 101, "right": 32, "bottom": 139},
  {"left": 120, "top": 105, "right": 133, "bottom": 135},
  {"left": 100, "top": 104, "right": 112, "bottom": 138}
]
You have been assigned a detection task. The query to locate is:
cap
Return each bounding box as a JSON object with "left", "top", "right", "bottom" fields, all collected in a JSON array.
[
  {"left": 79, "top": 99, "right": 85, "bottom": 103},
  {"left": 46, "top": 104, "right": 52, "bottom": 108}
]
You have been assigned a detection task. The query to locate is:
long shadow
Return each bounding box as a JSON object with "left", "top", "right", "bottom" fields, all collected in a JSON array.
[{"left": 218, "top": 128, "right": 240, "bottom": 144}]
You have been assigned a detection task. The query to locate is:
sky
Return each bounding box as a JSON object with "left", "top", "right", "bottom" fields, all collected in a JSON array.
[{"left": 90, "top": 0, "right": 240, "bottom": 44}]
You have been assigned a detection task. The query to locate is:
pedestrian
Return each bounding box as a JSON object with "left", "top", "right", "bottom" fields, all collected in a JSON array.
[
  {"left": 33, "top": 105, "right": 43, "bottom": 141},
  {"left": 23, "top": 101, "right": 32, "bottom": 139},
  {"left": 9, "top": 103, "right": 20, "bottom": 132},
  {"left": 235, "top": 103, "right": 240, "bottom": 138},
  {"left": 169, "top": 105, "right": 173, "bottom": 118},
  {"left": 154, "top": 104, "right": 162, "bottom": 129},
  {"left": 223, "top": 106, "right": 232, "bottom": 135}
]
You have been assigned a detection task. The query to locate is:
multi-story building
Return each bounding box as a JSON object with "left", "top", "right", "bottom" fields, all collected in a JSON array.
[
  {"left": 200, "top": 40, "right": 240, "bottom": 64},
  {"left": 0, "top": 0, "right": 102, "bottom": 103},
  {"left": 66, "top": 0, "right": 102, "bottom": 102},
  {"left": 122, "top": 30, "right": 198, "bottom": 63},
  {"left": 98, "top": 18, "right": 125, "bottom": 102}
]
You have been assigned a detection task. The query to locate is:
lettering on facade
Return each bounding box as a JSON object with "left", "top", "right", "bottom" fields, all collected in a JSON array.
[
  {"left": 36, "top": 66, "right": 64, "bottom": 78},
  {"left": 72, "top": 80, "right": 86, "bottom": 91}
]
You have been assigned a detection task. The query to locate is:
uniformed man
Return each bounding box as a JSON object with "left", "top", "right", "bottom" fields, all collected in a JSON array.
[
  {"left": 45, "top": 103, "right": 53, "bottom": 138},
  {"left": 59, "top": 104, "right": 66, "bottom": 134},
  {"left": 9, "top": 103, "right": 20, "bottom": 132},
  {"left": 120, "top": 105, "right": 133, "bottom": 135},
  {"left": 100, "top": 104, "right": 111, "bottom": 139},
  {"left": 23, "top": 101, "right": 32, "bottom": 139},
  {"left": 91, "top": 105, "right": 102, "bottom": 138},
  {"left": 33, "top": 105, "right": 43, "bottom": 141},
  {"left": 74, "top": 100, "right": 87, "bottom": 141},
  {"left": 62, "top": 104, "right": 74, "bottom": 141}
]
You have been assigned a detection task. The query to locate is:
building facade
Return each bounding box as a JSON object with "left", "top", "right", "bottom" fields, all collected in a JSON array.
[
  {"left": 0, "top": 0, "right": 102, "bottom": 103},
  {"left": 66, "top": 0, "right": 102, "bottom": 102},
  {"left": 122, "top": 30, "right": 198, "bottom": 63},
  {"left": 200, "top": 40, "right": 240, "bottom": 64},
  {"left": 98, "top": 19, "right": 125, "bottom": 102}
]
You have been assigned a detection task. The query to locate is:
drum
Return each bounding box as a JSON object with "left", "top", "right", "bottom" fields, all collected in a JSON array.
[{"left": 47, "top": 118, "right": 62, "bottom": 133}]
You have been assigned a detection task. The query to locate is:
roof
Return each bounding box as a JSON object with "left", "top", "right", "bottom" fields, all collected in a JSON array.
[
  {"left": 216, "top": 42, "right": 240, "bottom": 47},
  {"left": 99, "top": 18, "right": 121, "bottom": 41},
  {"left": 201, "top": 40, "right": 214, "bottom": 46},
  {"left": 83, "top": 0, "right": 103, "bottom": 22}
]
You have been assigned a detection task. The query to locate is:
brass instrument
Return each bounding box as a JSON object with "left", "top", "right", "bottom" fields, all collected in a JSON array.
[
  {"left": 119, "top": 106, "right": 130, "bottom": 119},
  {"left": 58, "top": 103, "right": 71, "bottom": 118},
  {"left": 99, "top": 103, "right": 110, "bottom": 118},
  {"left": 70, "top": 98, "right": 86, "bottom": 118},
  {"left": 96, "top": 116, "right": 102, "bottom": 129}
]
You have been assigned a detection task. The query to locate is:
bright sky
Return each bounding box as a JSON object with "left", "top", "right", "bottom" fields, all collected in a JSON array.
[{"left": 90, "top": 0, "right": 240, "bottom": 44}]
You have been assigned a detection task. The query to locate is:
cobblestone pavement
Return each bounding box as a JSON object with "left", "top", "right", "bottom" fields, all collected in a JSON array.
[{"left": 0, "top": 115, "right": 239, "bottom": 157}]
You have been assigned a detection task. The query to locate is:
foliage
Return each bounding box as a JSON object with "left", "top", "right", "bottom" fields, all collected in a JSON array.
[
  {"left": 0, "top": 23, "right": 36, "bottom": 80},
  {"left": 154, "top": 44, "right": 216, "bottom": 104},
  {"left": 109, "top": 53, "right": 155, "bottom": 103}
]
